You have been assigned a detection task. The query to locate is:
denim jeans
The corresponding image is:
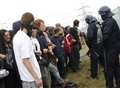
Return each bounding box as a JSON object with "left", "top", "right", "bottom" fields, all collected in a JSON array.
[{"left": 48, "top": 63, "right": 63, "bottom": 83}]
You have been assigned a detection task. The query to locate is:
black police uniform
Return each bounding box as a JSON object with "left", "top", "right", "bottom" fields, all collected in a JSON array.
[
  {"left": 85, "top": 15, "right": 100, "bottom": 79},
  {"left": 99, "top": 6, "right": 120, "bottom": 88}
]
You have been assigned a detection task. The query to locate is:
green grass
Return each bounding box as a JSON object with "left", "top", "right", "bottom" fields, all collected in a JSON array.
[{"left": 67, "top": 55, "right": 106, "bottom": 88}]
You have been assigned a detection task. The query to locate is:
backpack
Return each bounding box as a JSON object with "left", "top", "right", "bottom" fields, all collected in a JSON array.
[{"left": 64, "top": 34, "right": 72, "bottom": 54}]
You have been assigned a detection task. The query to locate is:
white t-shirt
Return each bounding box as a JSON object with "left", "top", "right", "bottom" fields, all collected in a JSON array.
[
  {"left": 31, "top": 37, "right": 42, "bottom": 59},
  {"left": 31, "top": 37, "right": 41, "bottom": 53},
  {"left": 13, "top": 30, "right": 42, "bottom": 82}
]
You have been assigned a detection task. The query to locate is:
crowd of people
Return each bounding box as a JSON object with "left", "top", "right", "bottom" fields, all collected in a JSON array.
[{"left": 0, "top": 6, "right": 120, "bottom": 88}]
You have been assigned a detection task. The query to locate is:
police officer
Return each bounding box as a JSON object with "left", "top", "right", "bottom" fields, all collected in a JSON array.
[
  {"left": 85, "top": 15, "right": 101, "bottom": 79},
  {"left": 99, "top": 6, "right": 120, "bottom": 88}
]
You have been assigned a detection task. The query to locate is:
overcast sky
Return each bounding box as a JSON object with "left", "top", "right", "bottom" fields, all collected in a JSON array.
[{"left": 0, "top": 0, "right": 120, "bottom": 30}]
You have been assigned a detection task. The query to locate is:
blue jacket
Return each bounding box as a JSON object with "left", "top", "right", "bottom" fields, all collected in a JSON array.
[
  {"left": 37, "top": 31, "right": 48, "bottom": 50},
  {"left": 51, "top": 36, "right": 65, "bottom": 58}
]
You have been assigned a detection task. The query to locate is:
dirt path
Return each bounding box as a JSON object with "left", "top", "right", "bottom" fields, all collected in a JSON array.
[{"left": 67, "top": 45, "right": 105, "bottom": 88}]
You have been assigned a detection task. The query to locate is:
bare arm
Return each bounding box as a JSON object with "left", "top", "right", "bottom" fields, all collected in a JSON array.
[
  {"left": 22, "top": 58, "right": 43, "bottom": 87},
  {"left": 22, "top": 58, "right": 39, "bottom": 80}
]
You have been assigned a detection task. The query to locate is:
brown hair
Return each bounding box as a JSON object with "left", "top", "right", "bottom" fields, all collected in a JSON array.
[
  {"left": 73, "top": 19, "right": 79, "bottom": 27},
  {"left": 21, "top": 12, "right": 34, "bottom": 27},
  {"left": 54, "top": 27, "right": 61, "bottom": 34},
  {"left": 34, "top": 19, "right": 44, "bottom": 28}
]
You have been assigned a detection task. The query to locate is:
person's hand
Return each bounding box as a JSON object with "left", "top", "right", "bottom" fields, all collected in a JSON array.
[
  {"left": 0, "top": 54, "right": 7, "bottom": 59},
  {"left": 61, "top": 45, "right": 64, "bottom": 48},
  {"left": 43, "top": 49, "right": 48, "bottom": 53},
  {"left": 72, "top": 39, "right": 76, "bottom": 42},
  {"left": 35, "top": 79, "right": 43, "bottom": 88},
  {"left": 43, "top": 32, "right": 48, "bottom": 37}
]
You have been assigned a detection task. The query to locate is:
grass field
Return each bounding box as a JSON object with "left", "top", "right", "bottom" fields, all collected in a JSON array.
[{"left": 67, "top": 45, "right": 106, "bottom": 88}]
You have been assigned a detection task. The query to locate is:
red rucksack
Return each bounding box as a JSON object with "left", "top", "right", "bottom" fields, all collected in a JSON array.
[{"left": 64, "top": 34, "right": 72, "bottom": 54}]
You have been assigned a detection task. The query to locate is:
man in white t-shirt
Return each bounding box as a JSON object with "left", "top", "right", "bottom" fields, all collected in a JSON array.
[{"left": 13, "top": 12, "right": 43, "bottom": 88}]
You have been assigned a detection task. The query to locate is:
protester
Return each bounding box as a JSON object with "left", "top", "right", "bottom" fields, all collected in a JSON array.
[
  {"left": 0, "top": 30, "right": 22, "bottom": 88},
  {"left": 51, "top": 27, "right": 65, "bottom": 78},
  {"left": 31, "top": 29, "right": 42, "bottom": 58},
  {"left": 99, "top": 6, "right": 120, "bottom": 88},
  {"left": 31, "top": 26, "right": 51, "bottom": 88},
  {"left": 64, "top": 26, "right": 73, "bottom": 71},
  {"left": 69, "top": 20, "right": 81, "bottom": 72},
  {"left": 13, "top": 12, "right": 43, "bottom": 88}
]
